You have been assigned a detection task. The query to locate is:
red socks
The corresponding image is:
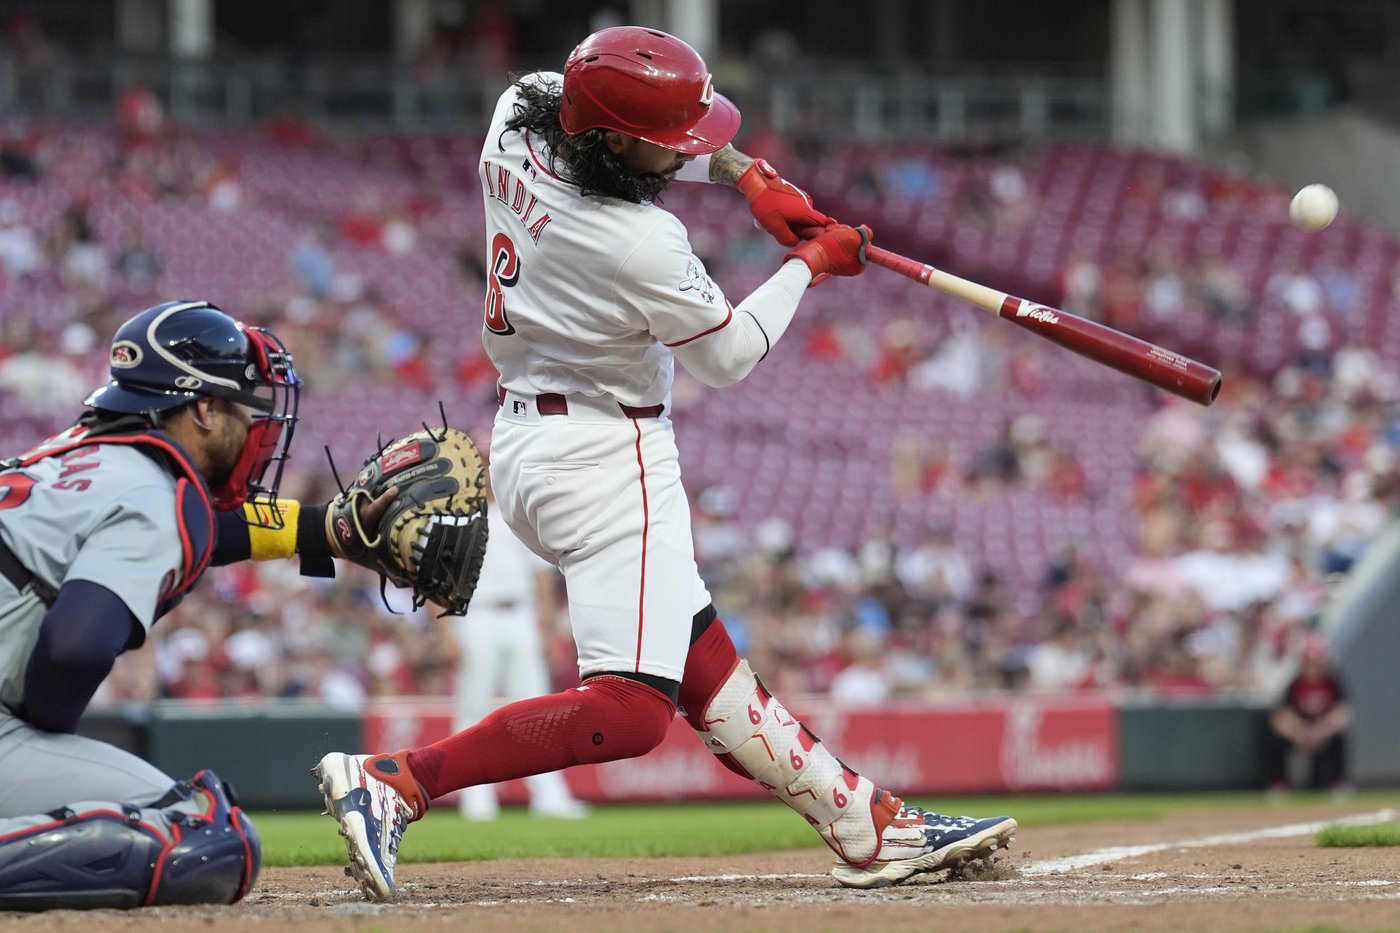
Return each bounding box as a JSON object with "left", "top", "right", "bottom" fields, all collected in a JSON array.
[
  {"left": 678, "top": 618, "right": 741, "bottom": 730},
  {"left": 405, "top": 618, "right": 743, "bottom": 802},
  {"left": 407, "top": 675, "right": 674, "bottom": 801}
]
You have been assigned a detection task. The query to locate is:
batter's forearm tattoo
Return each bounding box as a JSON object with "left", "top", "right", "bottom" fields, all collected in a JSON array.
[{"left": 710, "top": 145, "right": 754, "bottom": 186}]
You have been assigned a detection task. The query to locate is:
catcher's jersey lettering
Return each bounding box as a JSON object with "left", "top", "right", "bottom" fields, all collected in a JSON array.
[
  {"left": 55, "top": 449, "right": 100, "bottom": 491},
  {"left": 59, "top": 447, "right": 100, "bottom": 475}
]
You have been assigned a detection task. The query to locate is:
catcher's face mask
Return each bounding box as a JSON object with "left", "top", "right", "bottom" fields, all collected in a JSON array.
[{"left": 211, "top": 325, "right": 300, "bottom": 516}]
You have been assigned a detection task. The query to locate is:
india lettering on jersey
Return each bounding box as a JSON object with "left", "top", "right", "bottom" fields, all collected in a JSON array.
[{"left": 483, "top": 160, "right": 553, "bottom": 244}]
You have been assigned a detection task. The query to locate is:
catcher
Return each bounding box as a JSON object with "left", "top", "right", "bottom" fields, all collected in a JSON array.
[{"left": 0, "top": 299, "right": 486, "bottom": 911}]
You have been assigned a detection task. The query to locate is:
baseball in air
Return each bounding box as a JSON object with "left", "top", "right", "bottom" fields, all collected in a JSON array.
[{"left": 1289, "top": 184, "right": 1338, "bottom": 232}]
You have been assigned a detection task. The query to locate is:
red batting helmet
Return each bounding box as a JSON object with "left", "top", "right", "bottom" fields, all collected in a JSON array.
[{"left": 559, "top": 26, "right": 740, "bottom": 154}]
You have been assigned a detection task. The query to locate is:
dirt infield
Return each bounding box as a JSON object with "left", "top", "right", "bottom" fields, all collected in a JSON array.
[{"left": 5, "top": 800, "right": 1399, "bottom": 933}]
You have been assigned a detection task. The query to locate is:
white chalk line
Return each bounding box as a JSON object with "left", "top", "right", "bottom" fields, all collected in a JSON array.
[
  {"left": 669, "top": 872, "right": 829, "bottom": 882},
  {"left": 1020, "top": 807, "right": 1396, "bottom": 876},
  {"left": 670, "top": 809, "right": 1398, "bottom": 883}
]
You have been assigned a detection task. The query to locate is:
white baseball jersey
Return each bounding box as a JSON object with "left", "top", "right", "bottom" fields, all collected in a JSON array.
[{"left": 481, "top": 73, "right": 786, "bottom": 408}]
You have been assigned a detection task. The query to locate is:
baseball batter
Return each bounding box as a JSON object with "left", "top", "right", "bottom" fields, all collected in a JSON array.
[
  {"left": 0, "top": 300, "right": 383, "bottom": 910},
  {"left": 314, "top": 26, "right": 1016, "bottom": 901}
]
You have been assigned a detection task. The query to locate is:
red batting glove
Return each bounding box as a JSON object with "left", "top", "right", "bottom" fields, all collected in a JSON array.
[
  {"left": 784, "top": 223, "right": 872, "bottom": 286},
  {"left": 736, "top": 158, "right": 832, "bottom": 247}
]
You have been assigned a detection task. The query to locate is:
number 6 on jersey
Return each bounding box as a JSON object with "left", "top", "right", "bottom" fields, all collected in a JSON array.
[{"left": 485, "top": 231, "right": 519, "bottom": 335}]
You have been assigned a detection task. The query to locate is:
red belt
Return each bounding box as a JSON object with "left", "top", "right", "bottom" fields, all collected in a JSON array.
[{"left": 498, "top": 385, "right": 663, "bottom": 419}]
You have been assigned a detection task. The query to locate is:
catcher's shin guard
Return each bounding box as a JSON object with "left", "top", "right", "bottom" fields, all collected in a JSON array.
[
  {"left": 0, "top": 770, "right": 260, "bottom": 911},
  {"left": 693, "top": 659, "right": 889, "bottom": 865},
  {"left": 152, "top": 770, "right": 261, "bottom": 905}
]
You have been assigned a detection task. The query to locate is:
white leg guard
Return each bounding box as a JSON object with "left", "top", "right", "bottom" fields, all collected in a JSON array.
[{"left": 694, "top": 660, "right": 895, "bottom": 865}]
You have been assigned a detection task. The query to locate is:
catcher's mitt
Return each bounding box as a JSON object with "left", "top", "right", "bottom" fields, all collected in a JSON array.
[{"left": 326, "top": 426, "right": 488, "bottom": 615}]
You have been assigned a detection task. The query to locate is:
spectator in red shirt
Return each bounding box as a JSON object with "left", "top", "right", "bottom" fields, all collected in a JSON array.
[
  {"left": 391, "top": 329, "right": 437, "bottom": 391},
  {"left": 115, "top": 80, "right": 165, "bottom": 149},
  {"left": 1100, "top": 252, "right": 1144, "bottom": 331},
  {"left": 454, "top": 345, "right": 497, "bottom": 392},
  {"left": 262, "top": 103, "right": 320, "bottom": 148},
  {"left": 871, "top": 318, "right": 920, "bottom": 384},
  {"left": 804, "top": 312, "right": 845, "bottom": 361},
  {"left": 1044, "top": 446, "right": 1088, "bottom": 500},
  {"left": 1266, "top": 635, "right": 1350, "bottom": 791}
]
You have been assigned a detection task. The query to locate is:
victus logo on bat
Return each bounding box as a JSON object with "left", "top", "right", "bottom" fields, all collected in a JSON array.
[{"left": 1017, "top": 303, "right": 1061, "bottom": 325}]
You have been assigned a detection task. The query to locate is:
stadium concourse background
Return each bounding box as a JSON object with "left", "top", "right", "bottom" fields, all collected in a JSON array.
[{"left": 3, "top": 0, "right": 1400, "bottom": 800}]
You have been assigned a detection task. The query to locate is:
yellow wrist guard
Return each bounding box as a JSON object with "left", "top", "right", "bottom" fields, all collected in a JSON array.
[{"left": 244, "top": 497, "right": 301, "bottom": 561}]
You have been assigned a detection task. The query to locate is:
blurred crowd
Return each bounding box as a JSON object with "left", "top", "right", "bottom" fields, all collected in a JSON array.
[
  {"left": 2, "top": 91, "right": 1397, "bottom": 713},
  {"left": 692, "top": 353, "right": 1398, "bottom": 704}
]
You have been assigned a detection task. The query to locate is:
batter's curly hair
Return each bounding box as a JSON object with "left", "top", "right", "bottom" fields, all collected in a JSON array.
[{"left": 501, "top": 77, "right": 671, "bottom": 204}]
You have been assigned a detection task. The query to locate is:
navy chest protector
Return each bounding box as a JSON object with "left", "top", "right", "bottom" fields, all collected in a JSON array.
[{"left": 10, "top": 425, "right": 214, "bottom": 616}]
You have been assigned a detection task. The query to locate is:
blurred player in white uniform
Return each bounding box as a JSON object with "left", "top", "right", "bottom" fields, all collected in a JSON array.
[
  {"left": 315, "top": 25, "right": 1015, "bottom": 902},
  {"left": 0, "top": 300, "right": 385, "bottom": 910},
  {"left": 450, "top": 475, "right": 587, "bottom": 820}
]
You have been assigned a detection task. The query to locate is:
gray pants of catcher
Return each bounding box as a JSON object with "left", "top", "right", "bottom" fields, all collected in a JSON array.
[{"left": 0, "top": 710, "right": 174, "bottom": 819}]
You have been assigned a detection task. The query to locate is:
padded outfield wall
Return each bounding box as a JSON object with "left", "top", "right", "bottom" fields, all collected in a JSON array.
[
  {"left": 81, "top": 694, "right": 1282, "bottom": 810},
  {"left": 1325, "top": 520, "right": 1400, "bottom": 788}
]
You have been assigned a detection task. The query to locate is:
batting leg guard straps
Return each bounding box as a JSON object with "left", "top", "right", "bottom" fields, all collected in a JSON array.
[
  {"left": 0, "top": 770, "right": 260, "bottom": 911},
  {"left": 695, "top": 660, "right": 892, "bottom": 864}
]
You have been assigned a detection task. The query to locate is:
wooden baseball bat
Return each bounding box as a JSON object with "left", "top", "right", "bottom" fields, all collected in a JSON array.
[{"left": 864, "top": 243, "right": 1222, "bottom": 405}]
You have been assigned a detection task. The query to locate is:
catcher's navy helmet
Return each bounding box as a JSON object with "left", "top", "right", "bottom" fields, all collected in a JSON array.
[
  {"left": 86, "top": 300, "right": 292, "bottom": 414},
  {"left": 85, "top": 300, "right": 301, "bottom": 511}
]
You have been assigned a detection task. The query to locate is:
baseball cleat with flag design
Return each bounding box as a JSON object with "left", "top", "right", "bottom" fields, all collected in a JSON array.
[
  {"left": 312, "top": 750, "right": 428, "bottom": 901},
  {"left": 830, "top": 792, "right": 1017, "bottom": 889}
]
